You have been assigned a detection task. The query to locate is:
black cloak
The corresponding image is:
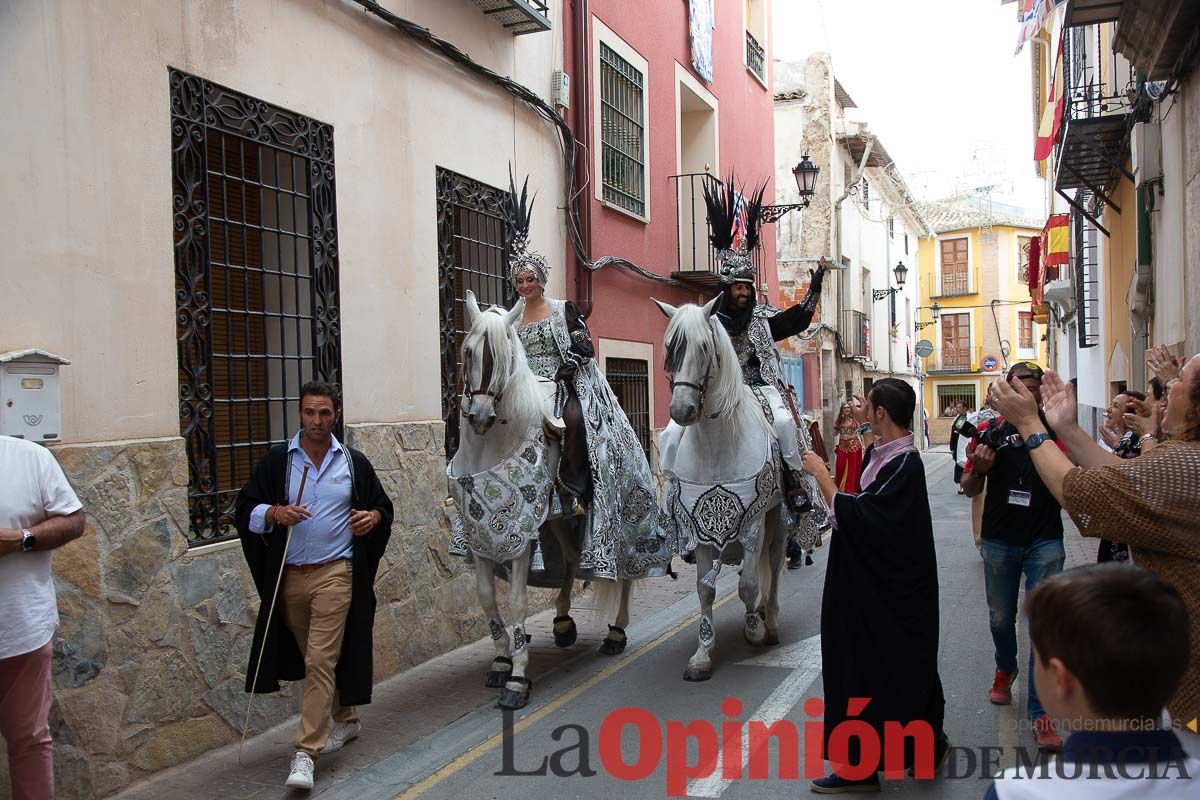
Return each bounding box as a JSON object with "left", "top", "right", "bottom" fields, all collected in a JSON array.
[
  {"left": 820, "top": 445, "right": 945, "bottom": 769},
  {"left": 235, "top": 443, "right": 394, "bottom": 705}
]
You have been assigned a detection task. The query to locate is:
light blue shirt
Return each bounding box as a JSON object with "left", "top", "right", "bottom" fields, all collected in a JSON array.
[{"left": 249, "top": 432, "right": 354, "bottom": 565}]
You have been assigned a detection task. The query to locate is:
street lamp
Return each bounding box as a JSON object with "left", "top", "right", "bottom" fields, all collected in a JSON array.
[
  {"left": 761, "top": 155, "right": 821, "bottom": 223},
  {"left": 872, "top": 261, "right": 908, "bottom": 301},
  {"left": 915, "top": 302, "right": 941, "bottom": 331}
]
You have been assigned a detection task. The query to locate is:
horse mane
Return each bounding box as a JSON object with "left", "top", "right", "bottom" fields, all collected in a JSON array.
[
  {"left": 664, "top": 303, "right": 746, "bottom": 421},
  {"left": 462, "top": 307, "right": 543, "bottom": 430}
]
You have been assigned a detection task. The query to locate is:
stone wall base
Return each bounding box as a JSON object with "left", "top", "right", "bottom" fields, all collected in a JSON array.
[{"left": 0, "top": 421, "right": 553, "bottom": 799}]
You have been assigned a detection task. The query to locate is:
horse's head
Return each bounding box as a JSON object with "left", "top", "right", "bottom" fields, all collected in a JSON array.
[
  {"left": 461, "top": 291, "right": 524, "bottom": 435},
  {"left": 654, "top": 295, "right": 740, "bottom": 425}
]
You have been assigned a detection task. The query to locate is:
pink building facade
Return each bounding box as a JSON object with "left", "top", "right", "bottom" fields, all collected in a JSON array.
[{"left": 563, "top": 0, "right": 779, "bottom": 440}]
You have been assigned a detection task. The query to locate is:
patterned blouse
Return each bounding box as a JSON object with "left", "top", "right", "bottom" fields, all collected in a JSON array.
[{"left": 517, "top": 319, "right": 561, "bottom": 379}]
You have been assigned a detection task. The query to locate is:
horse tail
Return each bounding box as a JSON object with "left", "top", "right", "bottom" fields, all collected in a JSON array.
[{"left": 588, "top": 578, "right": 632, "bottom": 627}]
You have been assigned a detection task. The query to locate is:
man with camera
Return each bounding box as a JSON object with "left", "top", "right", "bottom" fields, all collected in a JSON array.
[{"left": 962, "top": 362, "right": 1067, "bottom": 751}]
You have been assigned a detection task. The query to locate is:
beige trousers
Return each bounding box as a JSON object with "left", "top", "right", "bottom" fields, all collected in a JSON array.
[{"left": 282, "top": 559, "right": 357, "bottom": 757}]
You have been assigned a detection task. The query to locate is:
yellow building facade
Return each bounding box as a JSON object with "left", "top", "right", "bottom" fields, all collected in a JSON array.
[{"left": 916, "top": 202, "right": 1048, "bottom": 444}]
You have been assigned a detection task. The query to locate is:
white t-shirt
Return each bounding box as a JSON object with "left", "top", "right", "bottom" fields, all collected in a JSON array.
[{"left": 0, "top": 435, "right": 83, "bottom": 660}]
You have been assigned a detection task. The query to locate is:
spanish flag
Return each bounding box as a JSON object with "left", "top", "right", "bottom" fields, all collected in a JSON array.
[
  {"left": 1034, "top": 36, "right": 1064, "bottom": 161},
  {"left": 1042, "top": 214, "right": 1069, "bottom": 281}
]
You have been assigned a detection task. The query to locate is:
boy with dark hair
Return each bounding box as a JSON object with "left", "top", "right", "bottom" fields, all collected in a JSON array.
[{"left": 985, "top": 564, "right": 1198, "bottom": 799}]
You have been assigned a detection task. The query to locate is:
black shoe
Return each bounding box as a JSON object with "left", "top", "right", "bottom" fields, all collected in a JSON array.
[
  {"left": 810, "top": 772, "right": 880, "bottom": 793},
  {"left": 907, "top": 734, "right": 951, "bottom": 778}
]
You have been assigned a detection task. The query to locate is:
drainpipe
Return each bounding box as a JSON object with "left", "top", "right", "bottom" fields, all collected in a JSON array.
[{"left": 571, "top": 0, "right": 594, "bottom": 317}]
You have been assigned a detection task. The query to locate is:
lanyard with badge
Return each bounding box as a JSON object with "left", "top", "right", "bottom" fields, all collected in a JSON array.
[{"left": 1008, "top": 429, "right": 1034, "bottom": 508}]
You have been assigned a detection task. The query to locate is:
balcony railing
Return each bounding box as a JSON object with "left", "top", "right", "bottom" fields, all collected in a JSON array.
[
  {"left": 746, "top": 30, "right": 766, "bottom": 83},
  {"left": 471, "top": 0, "right": 551, "bottom": 36},
  {"left": 1054, "top": 23, "right": 1138, "bottom": 208},
  {"left": 669, "top": 172, "right": 761, "bottom": 290},
  {"left": 840, "top": 310, "right": 870, "bottom": 359},
  {"left": 938, "top": 270, "right": 971, "bottom": 297},
  {"left": 930, "top": 346, "right": 989, "bottom": 373}
]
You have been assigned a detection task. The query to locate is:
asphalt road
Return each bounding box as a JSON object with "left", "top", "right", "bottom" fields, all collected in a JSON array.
[{"left": 316, "top": 450, "right": 1050, "bottom": 800}]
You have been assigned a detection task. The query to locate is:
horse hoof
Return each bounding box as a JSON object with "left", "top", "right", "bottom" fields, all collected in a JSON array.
[
  {"left": 683, "top": 667, "right": 712, "bottom": 682},
  {"left": 496, "top": 677, "right": 532, "bottom": 710},
  {"left": 599, "top": 625, "right": 626, "bottom": 655},
  {"left": 485, "top": 656, "right": 513, "bottom": 688},
  {"left": 553, "top": 616, "right": 578, "bottom": 648}
]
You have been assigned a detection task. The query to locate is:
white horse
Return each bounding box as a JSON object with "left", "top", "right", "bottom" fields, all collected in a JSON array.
[
  {"left": 654, "top": 296, "right": 788, "bottom": 681},
  {"left": 449, "top": 291, "right": 631, "bottom": 709}
]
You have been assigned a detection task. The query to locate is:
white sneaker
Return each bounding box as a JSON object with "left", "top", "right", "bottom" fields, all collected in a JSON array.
[
  {"left": 320, "top": 720, "right": 361, "bottom": 754},
  {"left": 285, "top": 751, "right": 315, "bottom": 789}
]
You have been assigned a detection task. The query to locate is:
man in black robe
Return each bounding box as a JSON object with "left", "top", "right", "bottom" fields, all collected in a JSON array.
[
  {"left": 235, "top": 381, "right": 393, "bottom": 789},
  {"left": 802, "top": 378, "right": 948, "bottom": 792}
]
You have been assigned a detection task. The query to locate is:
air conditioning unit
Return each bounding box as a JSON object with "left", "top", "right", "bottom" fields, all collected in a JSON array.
[
  {"left": 1132, "top": 121, "right": 1161, "bottom": 188},
  {"left": 552, "top": 70, "right": 570, "bottom": 110},
  {"left": 1129, "top": 261, "right": 1152, "bottom": 322}
]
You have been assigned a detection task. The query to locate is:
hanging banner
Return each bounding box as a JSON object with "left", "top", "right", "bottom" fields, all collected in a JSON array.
[
  {"left": 689, "top": 0, "right": 714, "bottom": 82},
  {"left": 1034, "top": 35, "right": 1065, "bottom": 161}
]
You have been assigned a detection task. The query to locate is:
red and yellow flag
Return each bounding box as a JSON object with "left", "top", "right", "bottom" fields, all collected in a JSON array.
[
  {"left": 1034, "top": 36, "right": 1065, "bottom": 161},
  {"left": 1041, "top": 214, "right": 1069, "bottom": 281}
]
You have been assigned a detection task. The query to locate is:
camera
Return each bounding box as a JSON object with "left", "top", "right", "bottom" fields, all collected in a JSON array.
[{"left": 954, "top": 416, "right": 1022, "bottom": 452}]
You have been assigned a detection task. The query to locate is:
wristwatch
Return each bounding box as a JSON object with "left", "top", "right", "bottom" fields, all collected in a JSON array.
[
  {"left": 20, "top": 529, "right": 36, "bottom": 552},
  {"left": 1025, "top": 432, "right": 1051, "bottom": 450},
  {"left": 856, "top": 423, "right": 872, "bottom": 435}
]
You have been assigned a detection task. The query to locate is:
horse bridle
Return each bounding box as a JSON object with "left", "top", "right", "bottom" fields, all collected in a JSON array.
[
  {"left": 461, "top": 338, "right": 505, "bottom": 420},
  {"left": 668, "top": 327, "right": 722, "bottom": 419}
]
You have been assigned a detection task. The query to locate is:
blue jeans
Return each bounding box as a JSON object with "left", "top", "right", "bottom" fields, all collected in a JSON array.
[{"left": 981, "top": 537, "right": 1065, "bottom": 720}]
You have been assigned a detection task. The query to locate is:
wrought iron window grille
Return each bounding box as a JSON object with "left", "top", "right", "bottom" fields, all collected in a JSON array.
[
  {"left": 745, "top": 30, "right": 766, "bottom": 83},
  {"left": 607, "top": 358, "right": 651, "bottom": 453},
  {"left": 436, "top": 168, "right": 515, "bottom": 459},
  {"left": 171, "top": 67, "right": 341, "bottom": 545},
  {"left": 599, "top": 42, "right": 647, "bottom": 218}
]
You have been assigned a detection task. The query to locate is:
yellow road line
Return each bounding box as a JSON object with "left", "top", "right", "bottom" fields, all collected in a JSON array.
[{"left": 392, "top": 590, "right": 741, "bottom": 800}]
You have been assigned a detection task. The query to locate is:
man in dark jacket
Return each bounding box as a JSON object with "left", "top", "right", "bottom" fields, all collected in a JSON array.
[{"left": 235, "top": 381, "right": 393, "bottom": 790}]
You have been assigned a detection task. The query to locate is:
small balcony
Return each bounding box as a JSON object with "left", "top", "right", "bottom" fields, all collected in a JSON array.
[
  {"left": 471, "top": 0, "right": 551, "bottom": 36},
  {"left": 746, "top": 30, "right": 766, "bottom": 84},
  {"left": 936, "top": 268, "right": 974, "bottom": 297},
  {"left": 928, "top": 346, "right": 989, "bottom": 374},
  {"left": 1054, "top": 24, "right": 1137, "bottom": 214},
  {"left": 840, "top": 310, "right": 870, "bottom": 360},
  {"left": 669, "top": 172, "right": 762, "bottom": 291}
]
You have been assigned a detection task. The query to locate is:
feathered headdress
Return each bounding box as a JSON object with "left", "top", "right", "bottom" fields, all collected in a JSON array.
[
  {"left": 701, "top": 174, "right": 766, "bottom": 285},
  {"left": 504, "top": 168, "right": 549, "bottom": 285}
]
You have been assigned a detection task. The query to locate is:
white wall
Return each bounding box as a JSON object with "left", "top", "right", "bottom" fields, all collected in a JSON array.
[
  {"left": 1153, "top": 86, "right": 1189, "bottom": 348},
  {"left": 0, "top": 0, "right": 566, "bottom": 444}
]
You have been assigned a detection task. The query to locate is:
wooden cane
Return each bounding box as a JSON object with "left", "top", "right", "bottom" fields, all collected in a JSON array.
[{"left": 239, "top": 464, "right": 309, "bottom": 764}]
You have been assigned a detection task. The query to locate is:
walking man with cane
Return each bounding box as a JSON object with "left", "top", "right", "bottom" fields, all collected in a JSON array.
[{"left": 236, "top": 381, "right": 394, "bottom": 789}]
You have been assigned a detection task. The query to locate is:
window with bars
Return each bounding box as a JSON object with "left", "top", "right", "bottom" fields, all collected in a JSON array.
[
  {"left": 1019, "top": 311, "right": 1034, "bottom": 350},
  {"left": 940, "top": 313, "right": 971, "bottom": 369},
  {"left": 171, "top": 68, "right": 340, "bottom": 545},
  {"left": 435, "top": 168, "right": 515, "bottom": 459},
  {"left": 599, "top": 41, "right": 647, "bottom": 218},
  {"left": 940, "top": 238, "right": 969, "bottom": 296},
  {"left": 937, "top": 384, "right": 976, "bottom": 416},
  {"left": 606, "top": 358, "right": 650, "bottom": 452}
]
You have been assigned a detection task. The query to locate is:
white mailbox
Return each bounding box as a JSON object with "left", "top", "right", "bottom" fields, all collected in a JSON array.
[{"left": 1, "top": 349, "right": 70, "bottom": 443}]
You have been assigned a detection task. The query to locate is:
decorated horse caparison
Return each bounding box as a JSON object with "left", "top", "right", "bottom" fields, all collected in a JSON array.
[
  {"left": 447, "top": 291, "right": 661, "bottom": 709},
  {"left": 654, "top": 297, "right": 792, "bottom": 681}
]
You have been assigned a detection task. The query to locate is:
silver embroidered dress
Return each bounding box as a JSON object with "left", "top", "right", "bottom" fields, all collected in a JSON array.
[{"left": 526, "top": 299, "right": 673, "bottom": 580}]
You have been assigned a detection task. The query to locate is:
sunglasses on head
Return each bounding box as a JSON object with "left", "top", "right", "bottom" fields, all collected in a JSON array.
[{"left": 1008, "top": 361, "right": 1044, "bottom": 380}]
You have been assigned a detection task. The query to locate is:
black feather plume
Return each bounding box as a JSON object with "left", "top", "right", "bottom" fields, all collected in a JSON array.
[
  {"left": 505, "top": 166, "right": 535, "bottom": 246},
  {"left": 701, "top": 174, "right": 736, "bottom": 252},
  {"left": 743, "top": 181, "right": 767, "bottom": 254}
]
